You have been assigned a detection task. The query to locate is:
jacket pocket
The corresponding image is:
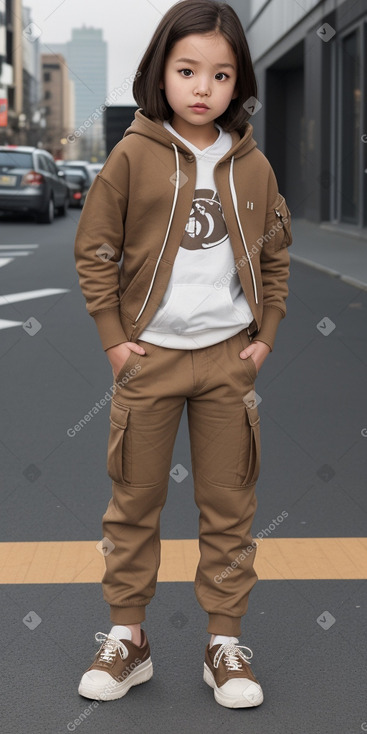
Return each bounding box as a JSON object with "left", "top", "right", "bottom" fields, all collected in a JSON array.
[
  {"left": 242, "top": 398, "right": 261, "bottom": 486},
  {"left": 267, "top": 193, "right": 292, "bottom": 252},
  {"left": 107, "top": 400, "right": 131, "bottom": 484}
]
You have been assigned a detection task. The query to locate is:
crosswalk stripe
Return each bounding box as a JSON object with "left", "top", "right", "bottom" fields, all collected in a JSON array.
[{"left": 0, "top": 538, "right": 366, "bottom": 583}]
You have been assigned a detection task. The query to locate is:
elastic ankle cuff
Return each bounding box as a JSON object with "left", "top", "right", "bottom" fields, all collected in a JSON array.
[
  {"left": 110, "top": 605, "right": 146, "bottom": 625},
  {"left": 207, "top": 614, "right": 241, "bottom": 637}
]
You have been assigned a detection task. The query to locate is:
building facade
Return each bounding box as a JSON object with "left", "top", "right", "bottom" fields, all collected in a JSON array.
[
  {"left": 229, "top": 0, "right": 367, "bottom": 232},
  {"left": 48, "top": 26, "right": 107, "bottom": 160}
]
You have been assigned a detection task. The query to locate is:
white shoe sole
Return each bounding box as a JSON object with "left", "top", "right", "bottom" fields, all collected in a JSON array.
[
  {"left": 203, "top": 663, "right": 264, "bottom": 708},
  {"left": 78, "top": 657, "right": 153, "bottom": 701}
]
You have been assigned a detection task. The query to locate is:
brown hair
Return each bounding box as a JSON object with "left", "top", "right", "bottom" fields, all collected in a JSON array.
[{"left": 133, "top": 0, "right": 257, "bottom": 134}]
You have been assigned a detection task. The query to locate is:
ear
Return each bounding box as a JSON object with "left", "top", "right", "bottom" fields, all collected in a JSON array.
[{"left": 159, "top": 80, "right": 164, "bottom": 90}]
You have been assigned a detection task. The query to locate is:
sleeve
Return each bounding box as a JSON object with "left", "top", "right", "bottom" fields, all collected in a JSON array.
[
  {"left": 74, "top": 148, "right": 130, "bottom": 351},
  {"left": 253, "top": 166, "right": 292, "bottom": 351}
]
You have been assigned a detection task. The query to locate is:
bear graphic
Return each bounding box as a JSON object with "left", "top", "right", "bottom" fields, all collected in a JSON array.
[{"left": 181, "top": 189, "right": 228, "bottom": 251}]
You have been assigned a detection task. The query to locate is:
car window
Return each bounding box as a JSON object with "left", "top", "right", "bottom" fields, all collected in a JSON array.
[
  {"left": 63, "top": 168, "right": 87, "bottom": 178},
  {"left": 45, "top": 157, "right": 58, "bottom": 176},
  {"left": 38, "top": 155, "right": 50, "bottom": 172},
  {"left": 0, "top": 151, "right": 33, "bottom": 169}
]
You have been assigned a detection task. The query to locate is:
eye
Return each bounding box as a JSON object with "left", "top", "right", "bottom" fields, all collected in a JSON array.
[
  {"left": 215, "top": 72, "right": 230, "bottom": 81},
  {"left": 179, "top": 68, "right": 193, "bottom": 77}
]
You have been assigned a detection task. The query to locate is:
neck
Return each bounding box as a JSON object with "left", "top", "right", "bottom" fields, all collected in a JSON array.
[{"left": 168, "top": 115, "right": 219, "bottom": 150}]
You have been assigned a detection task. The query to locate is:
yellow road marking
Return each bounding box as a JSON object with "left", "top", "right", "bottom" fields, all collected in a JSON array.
[{"left": 0, "top": 538, "right": 366, "bottom": 583}]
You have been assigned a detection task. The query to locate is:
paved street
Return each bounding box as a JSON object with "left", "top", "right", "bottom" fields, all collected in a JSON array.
[{"left": 0, "top": 208, "right": 366, "bottom": 734}]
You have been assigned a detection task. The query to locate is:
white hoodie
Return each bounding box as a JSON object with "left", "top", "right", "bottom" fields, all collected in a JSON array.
[{"left": 138, "top": 120, "right": 254, "bottom": 349}]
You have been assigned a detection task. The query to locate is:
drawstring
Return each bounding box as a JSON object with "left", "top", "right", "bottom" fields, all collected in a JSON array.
[
  {"left": 229, "top": 156, "right": 258, "bottom": 304},
  {"left": 134, "top": 143, "right": 180, "bottom": 323}
]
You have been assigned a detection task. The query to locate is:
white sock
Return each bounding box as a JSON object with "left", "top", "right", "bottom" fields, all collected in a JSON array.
[
  {"left": 109, "top": 625, "right": 133, "bottom": 641},
  {"left": 210, "top": 634, "right": 239, "bottom": 648}
]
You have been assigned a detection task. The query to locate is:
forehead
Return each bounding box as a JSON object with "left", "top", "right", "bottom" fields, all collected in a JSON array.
[{"left": 168, "top": 33, "right": 236, "bottom": 67}]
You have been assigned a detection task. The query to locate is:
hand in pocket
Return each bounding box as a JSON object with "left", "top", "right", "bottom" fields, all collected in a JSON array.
[{"left": 106, "top": 341, "right": 146, "bottom": 380}]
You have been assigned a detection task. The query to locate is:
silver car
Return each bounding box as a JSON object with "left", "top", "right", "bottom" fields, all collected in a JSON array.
[{"left": 0, "top": 146, "right": 70, "bottom": 223}]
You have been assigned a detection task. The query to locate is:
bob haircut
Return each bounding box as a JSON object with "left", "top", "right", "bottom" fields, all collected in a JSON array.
[{"left": 133, "top": 0, "right": 257, "bottom": 134}]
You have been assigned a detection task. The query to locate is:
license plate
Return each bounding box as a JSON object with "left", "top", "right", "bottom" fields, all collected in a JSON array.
[{"left": 0, "top": 174, "right": 17, "bottom": 186}]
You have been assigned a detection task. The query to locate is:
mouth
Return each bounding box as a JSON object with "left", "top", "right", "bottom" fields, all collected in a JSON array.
[{"left": 190, "top": 104, "right": 209, "bottom": 109}]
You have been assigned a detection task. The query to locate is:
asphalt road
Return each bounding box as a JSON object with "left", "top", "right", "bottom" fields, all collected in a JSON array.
[{"left": 0, "top": 208, "right": 366, "bottom": 734}]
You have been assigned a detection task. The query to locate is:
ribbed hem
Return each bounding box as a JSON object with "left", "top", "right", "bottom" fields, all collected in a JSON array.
[
  {"left": 207, "top": 613, "right": 242, "bottom": 637},
  {"left": 254, "top": 305, "right": 284, "bottom": 351},
  {"left": 110, "top": 605, "right": 146, "bottom": 624},
  {"left": 92, "top": 308, "right": 128, "bottom": 351}
]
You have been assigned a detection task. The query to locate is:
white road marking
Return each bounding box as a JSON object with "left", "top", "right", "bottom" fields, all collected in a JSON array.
[
  {"left": 0, "top": 244, "right": 39, "bottom": 248},
  {"left": 0, "top": 288, "right": 69, "bottom": 306},
  {"left": 0, "top": 252, "right": 31, "bottom": 256},
  {"left": 0, "top": 319, "right": 24, "bottom": 329},
  {"left": 0, "top": 259, "right": 14, "bottom": 268}
]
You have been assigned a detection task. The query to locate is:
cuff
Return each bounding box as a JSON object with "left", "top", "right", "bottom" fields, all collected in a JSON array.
[
  {"left": 92, "top": 308, "right": 129, "bottom": 351},
  {"left": 254, "top": 306, "right": 284, "bottom": 351}
]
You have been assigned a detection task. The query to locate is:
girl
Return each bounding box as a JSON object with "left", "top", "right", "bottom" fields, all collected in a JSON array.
[{"left": 74, "top": 0, "right": 292, "bottom": 709}]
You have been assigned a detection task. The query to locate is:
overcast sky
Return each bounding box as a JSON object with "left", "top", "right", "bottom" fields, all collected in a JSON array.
[{"left": 25, "top": 0, "right": 178, "bottom": 105}]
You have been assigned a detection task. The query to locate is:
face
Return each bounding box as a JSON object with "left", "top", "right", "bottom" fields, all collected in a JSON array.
[{"left": 160, "top": 33, "right": 238, "bottom": 135}]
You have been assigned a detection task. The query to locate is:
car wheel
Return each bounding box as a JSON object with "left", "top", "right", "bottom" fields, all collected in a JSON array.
[
  {"left": 57, "top": 194, "right": 69, "bottom": 217},
  {"left": 37, "top": 196, "right": 55, "bottom": 224}
]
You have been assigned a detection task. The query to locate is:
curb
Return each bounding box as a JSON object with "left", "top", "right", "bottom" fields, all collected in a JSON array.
[{"left": 289, "top": 253, "right": 367, "bottom": 292}]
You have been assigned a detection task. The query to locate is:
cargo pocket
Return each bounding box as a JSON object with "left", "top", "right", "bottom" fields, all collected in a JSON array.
[
  {"left": 266, "top": 193, "right": 292, "bottom": 252},
  {"left": 242, "top": 398, "right": 261, "bottom": 487},
  {"left": 106, "top": 399, "right": 131, "bottom": 484}
]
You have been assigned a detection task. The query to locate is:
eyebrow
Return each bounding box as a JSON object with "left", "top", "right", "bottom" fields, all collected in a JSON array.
[{"left": 174, "top": 57, "right": 235, "bottom": 70}]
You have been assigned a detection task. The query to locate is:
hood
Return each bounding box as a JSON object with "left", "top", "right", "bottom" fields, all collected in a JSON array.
[{"left": 123, "top": 108, "right": 257, "bottom": 160}]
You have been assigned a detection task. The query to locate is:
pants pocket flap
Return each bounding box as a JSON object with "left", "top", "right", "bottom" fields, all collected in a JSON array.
[
  {"left": 110, "top": 401, "right": 130, "bottom": 430},
  {"left": 245, "top": 403, "right": 260, "bottom": 427}
]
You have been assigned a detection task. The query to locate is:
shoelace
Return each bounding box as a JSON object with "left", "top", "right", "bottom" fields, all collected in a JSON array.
[
  {"left": 213, "top": 641, "right": 254, "bottom": 671},
  {"left": 94, "top": 632, "right": 129, "bottom": 664}
]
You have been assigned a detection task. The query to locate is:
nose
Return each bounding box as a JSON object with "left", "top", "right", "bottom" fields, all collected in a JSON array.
[{"left": 194, "top": 74, "right": 211, "bottom": 97}]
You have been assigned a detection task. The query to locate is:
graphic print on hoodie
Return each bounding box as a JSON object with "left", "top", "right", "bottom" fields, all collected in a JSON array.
[{"left": 138, "top": 120, "right": 254, "bottom": 349}]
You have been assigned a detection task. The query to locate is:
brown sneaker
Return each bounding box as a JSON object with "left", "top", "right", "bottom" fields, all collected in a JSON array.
[
  {"left": 204, "top": 637, "right": 263, "bottom": 708},
  {"left": 78, "top": 630, "right": 153, "bottom": 700}
]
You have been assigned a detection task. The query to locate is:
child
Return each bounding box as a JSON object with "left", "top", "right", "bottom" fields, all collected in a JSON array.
[{"left": 74, "top": 0, "right": 292, "bottom": 709}]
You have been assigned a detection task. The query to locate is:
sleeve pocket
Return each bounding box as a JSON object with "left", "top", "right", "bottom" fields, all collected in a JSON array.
[
  {"left": 266, "top": 192, "right": 292, "bottom": 252},
  {"left": 107, "top": 400, "right": 130, "bottom": 484}
]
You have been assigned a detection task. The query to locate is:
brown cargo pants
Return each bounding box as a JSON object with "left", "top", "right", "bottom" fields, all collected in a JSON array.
[{"left": 102, "top": 327, "right": 261, "bottom": 637}]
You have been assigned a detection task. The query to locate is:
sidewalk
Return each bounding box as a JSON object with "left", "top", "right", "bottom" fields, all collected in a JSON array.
[{"left": 289, "top": 219, "right": 367, "bottom": 289}]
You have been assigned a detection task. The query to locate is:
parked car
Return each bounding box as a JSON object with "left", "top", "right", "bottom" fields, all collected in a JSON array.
[
  {"left": 56, "top": 160, "right": 95, "bottom": 206},
  {"left": 60, "top": 168, "right": 91, "bottom": 208},
  {"left": 0, "top": 146, "right": 69, "bottom": 223}
]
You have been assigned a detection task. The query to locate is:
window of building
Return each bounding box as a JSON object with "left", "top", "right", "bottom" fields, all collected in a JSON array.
[{"left": 44, "top": 72, "right": 51, "bottom": 82}]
